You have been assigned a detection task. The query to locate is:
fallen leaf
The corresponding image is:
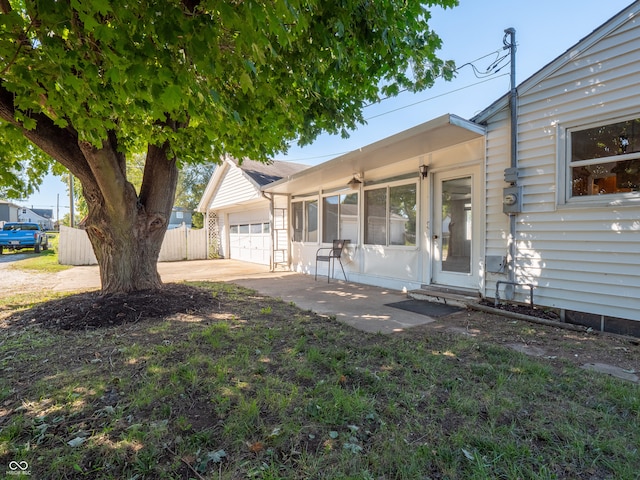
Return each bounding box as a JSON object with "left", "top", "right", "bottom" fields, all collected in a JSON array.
[{"left": 67, "top": 437, "right": 86, "bottom": 447}]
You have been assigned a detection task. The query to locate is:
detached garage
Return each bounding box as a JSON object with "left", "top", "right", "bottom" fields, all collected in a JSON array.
[{"left": 198, "top": 156, "right": 308, "bottom": 266}]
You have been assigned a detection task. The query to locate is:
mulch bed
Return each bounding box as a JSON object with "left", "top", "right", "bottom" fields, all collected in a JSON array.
[{"left": 9, "top": 283, "right": 214, "bottom": 330}]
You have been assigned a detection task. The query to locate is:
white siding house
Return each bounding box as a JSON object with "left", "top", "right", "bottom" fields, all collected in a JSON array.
[
  {"left": 198, "top": 156, "right": 308, "bottom": 266},
  {"left": 200, "top": 2, "right": 640, "bottom": 336},
  {"left": 473, "top": 1, "right": 640, "bottom": 334}
]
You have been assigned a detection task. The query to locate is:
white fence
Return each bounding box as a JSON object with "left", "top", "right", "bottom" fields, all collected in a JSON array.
[{"left": 58, "top": 225, "right": 208, "bottom": 266}]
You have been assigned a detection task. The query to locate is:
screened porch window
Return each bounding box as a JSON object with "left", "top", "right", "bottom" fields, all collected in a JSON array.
[
  {"left": 364, "top": 183, "right": 416, "bottom": 246},
  {"left": 569, "top": 117, "right": 640, "bottom": 198},
  {"left": 322, "top": 193, "right": 358, "bottom": 243},
  {"left": 292, "top": 199, "right": 318, "bottom": 243}
]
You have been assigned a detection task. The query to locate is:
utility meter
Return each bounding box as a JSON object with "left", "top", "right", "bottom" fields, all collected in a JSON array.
[{"left": 502, "top": 186, "right": 522, "bottom": 214}]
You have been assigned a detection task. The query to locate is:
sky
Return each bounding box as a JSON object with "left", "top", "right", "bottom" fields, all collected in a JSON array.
[{"left": 20, "top": 0, "right": 634, "bottom": 220}]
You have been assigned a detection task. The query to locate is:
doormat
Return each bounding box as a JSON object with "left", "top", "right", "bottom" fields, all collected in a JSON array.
[{"left": 385, "top": 299, "right": 462, "bottom": 318}]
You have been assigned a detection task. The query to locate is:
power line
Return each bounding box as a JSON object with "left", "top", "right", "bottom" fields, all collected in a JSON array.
[
  {"left": 365, "top": 47, "right": 510, "bottom": 107},
  {"left": 282, "top": 45, "right": 512, "bottom": 162},
  {"left": 366, "top": 73, "right": 509, "bottom": 121},
  {"left": 283, "top": 73, "right": 509, "bottom": 162}
]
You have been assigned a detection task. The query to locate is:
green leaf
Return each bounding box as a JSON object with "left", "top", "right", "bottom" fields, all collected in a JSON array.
[
  {"left": 239, "top": 72, "right": 253, "bottom": 93},
  {"left": 159, "top": 85, "right": 183, "bottom": 111}
]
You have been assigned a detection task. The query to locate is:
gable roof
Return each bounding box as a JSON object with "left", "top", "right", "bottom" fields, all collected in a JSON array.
[
  {"left": 229, "top": 157, "right": 308, "bottom": 188},
  {"left": 31, "top": 208, "right": 53, "bottom": 219},
  {"left": 197, "top": 156, "right": 308, "bottom": 212},
  {"left": 472, "top": 1, "right": 640, "bottom": 124}
]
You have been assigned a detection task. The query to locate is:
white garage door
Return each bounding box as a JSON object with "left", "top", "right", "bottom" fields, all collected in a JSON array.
[{"left": 228, "top": 211, "right": 271, "bottom": 265}]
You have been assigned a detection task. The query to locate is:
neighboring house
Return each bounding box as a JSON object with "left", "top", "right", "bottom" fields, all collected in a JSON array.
[
  {"left": 0, "top": 200, "right": 20, "bottom": 225},
  {"left": 201, "top": 2, "right": 640, "bottom": 336},
  {"left": 198, "top": 156, "right": 309, "bottom": 266},
  {"left": 18, "top": 207, "right": 54, "bottom": 230},
  {"left": 168, "top": 207, "right": 193, "bottom": 229}
]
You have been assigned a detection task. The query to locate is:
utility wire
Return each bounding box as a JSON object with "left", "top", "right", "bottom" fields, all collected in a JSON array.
[
  {"left": 366, "top": 47, "right": 510, "bottom": 106},
  {"left": 282, "top": 45, "right": 515, "bottom": 162},
  {"left": 284, "top": 72, "right": 509, "bottom": 162},
  {"left": 366, "top": 73, "right": 508, "bottom": 121}
]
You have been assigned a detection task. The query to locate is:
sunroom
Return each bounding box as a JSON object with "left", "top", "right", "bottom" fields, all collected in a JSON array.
[{"left": 263, "top": 114, "right": 486, "bottom": 292}]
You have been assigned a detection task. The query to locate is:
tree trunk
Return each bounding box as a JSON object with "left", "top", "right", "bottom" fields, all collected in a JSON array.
[
  {"left": 85, "top": 209, "right": 166, "bottom": 293},
  {"left": 0, "top": 86, "right": 180, "bottom": 295},
  {"left": 79, "top": 141, "right": 179, "bottom": 295}
]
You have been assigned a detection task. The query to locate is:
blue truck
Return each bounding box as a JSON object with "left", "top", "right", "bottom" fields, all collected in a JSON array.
[{"left": 0, "top": 222, "right": 49, "bottom": 254}]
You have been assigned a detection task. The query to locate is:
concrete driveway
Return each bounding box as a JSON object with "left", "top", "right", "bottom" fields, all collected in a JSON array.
[{"left": 48, "top": 259, "right": 435, "bottom": 334}]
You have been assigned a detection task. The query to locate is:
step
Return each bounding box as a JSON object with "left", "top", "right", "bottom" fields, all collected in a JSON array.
[{"left": 408, "top": 286, "right": 480, "bottom": 308}]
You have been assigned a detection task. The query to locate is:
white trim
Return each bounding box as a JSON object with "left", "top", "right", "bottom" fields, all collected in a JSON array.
[{"left": 557, "top": 113, "right": 640, "bottom": 207}]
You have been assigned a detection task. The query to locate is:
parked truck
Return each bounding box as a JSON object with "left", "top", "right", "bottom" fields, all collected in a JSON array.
[{"left": 0, "top": 222, "right": 49, "bottom": 254}]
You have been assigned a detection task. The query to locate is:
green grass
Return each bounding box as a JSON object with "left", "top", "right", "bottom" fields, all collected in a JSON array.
[
  {"left": 0, "top": 282, "right": 638, "bottom": 479},
  {"left": 5, "top": 232, "right": 71, "bottom": 273}
]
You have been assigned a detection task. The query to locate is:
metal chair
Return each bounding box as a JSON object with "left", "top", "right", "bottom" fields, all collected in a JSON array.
[{"left": 315, "top": 239, "right": 349, "bottom": 282}]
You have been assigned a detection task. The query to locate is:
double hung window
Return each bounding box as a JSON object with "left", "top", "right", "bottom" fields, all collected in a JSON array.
[
  {"left": 568, "top": 117, "right": 640, "bottom": 199},
  {"left": 364, "top": 182, "right": 417, "bottom": 246},
  {"left": 322, "top": 193, "right": 358, "bottom": 243},
  {"left": 292, "top": 199, "right": 318, "bottom": 242}
]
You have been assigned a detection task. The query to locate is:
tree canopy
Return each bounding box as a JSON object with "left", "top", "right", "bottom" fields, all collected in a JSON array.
[
  {"left": 0, "top": 0, "right": 458, "bottom": 294},
  {"left": 1, "top": 0, "right": 457, "bottom": 194}
]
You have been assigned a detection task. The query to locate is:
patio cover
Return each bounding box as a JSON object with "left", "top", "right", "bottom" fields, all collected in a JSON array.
[{"left": 264, "top": 114, "right": 485, "bottom": 195}]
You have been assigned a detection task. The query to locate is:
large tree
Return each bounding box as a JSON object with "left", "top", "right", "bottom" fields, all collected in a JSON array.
[{"left": 0, "top": 0, "right": 456, "bottom": 294}]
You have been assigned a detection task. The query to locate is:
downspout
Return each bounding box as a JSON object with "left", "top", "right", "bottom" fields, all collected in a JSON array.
[
  {"left": 262, "top": 191, "right": 275, "bottom": 272},
  {"left": 504, "top": 27, "right": 519, "bottom": 300}
]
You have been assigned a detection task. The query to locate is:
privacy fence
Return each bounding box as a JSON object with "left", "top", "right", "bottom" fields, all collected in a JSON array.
[{"left": 58, "top": 225, "right": 208, "bottom": 265}]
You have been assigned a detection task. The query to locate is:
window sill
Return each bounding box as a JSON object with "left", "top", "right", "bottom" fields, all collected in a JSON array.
[{"left": 560, "top": 193, "right": 640, "bottom": 209}]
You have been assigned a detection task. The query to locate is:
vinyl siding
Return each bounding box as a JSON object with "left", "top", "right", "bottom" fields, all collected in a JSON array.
[
  {"left": 209, "top": 164, "right": 261, "bottom": 210},
  {"left": 485, "top": 13, "right": 640, "bottom": 321},
  {"left": 483, "top": 109, "right": 511, "bottom": 283}
]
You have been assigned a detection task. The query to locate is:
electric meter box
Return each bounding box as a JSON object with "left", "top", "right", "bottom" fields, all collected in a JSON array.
[{"left": 502, "top": 186, "right": 522, "bottom": 214}]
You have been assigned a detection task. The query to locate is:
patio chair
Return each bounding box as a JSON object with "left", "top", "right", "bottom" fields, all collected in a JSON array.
[{"left": 315, "top": 239, "right": 350, "bottom": 283}]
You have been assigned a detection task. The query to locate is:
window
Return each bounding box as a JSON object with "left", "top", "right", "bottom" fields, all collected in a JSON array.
[
  {"left": 364, "top": 183, "right": 416, "bottom": 246},
  {"left": 292, "top": 199, "right": 318, "bottom": 242},
  {"left": 229, "top": 223, "right": 270, "bottom": 235},
  {"left": 568, "top": 117, "right": 640, "bottom": 199},
  {"left": 292, "top": 202, "right": 303, "bottom": 242},
  {"left": 322, "top": 193, "right": 358, "bottom": 243},
  {"left": 306, "top": 200, "right": 318, "bottom": 242}
]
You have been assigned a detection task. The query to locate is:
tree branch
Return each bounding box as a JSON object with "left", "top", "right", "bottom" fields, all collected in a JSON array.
[
  {"left": 0, "top": 0, "right": 12, "bottom": 14},
  {"left": 0, "top": 82, "right": 92, "bottom": 180},
  {"left": 78, "top": 132, "right": 135, "bottom": 220},
  {"left": 139, "top": 142, "right": 179, "bottom": 232}
]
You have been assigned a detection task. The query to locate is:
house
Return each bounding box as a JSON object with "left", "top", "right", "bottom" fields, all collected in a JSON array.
[
  {"left": 18, "top": 207, "right": 54, "bottom": 230},
  {"left": 0, "top": 200, "right": 21, "bottom": 225},
  {"left": 198, "top": 156, "right": 309, "bottom": 266},
  {"left": 200, "top": 2, "right": 640, "bottom": 336},
  {"left": 168, "top": 207, "right": 193, "bottom": 229}
]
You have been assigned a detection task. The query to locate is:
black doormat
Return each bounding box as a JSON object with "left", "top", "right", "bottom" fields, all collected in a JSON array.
[{"left": 385, "top": 299, "right": 462, "bottom": 318}]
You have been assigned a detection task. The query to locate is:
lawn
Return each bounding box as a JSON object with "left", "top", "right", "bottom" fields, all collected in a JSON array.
[
  {"left": 4, "top": 231, "right": 71, "bottom": 273},
  {"left": 0, "top": 281, "right": 638, "bottom": 479}
]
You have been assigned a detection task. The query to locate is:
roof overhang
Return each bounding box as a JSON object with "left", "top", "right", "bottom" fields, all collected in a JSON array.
[{"left": 264, "top": 114, "right": 485, "bottom": 195}]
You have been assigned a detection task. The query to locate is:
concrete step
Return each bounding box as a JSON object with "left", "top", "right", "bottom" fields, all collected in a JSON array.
[{"left": 408, "top": 286, "right": 480, "bottom": 308}]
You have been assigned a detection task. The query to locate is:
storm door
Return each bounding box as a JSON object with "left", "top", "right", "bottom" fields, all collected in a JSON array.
[{"left": 432, "top": 168, "right": 480, "bottom": 289}]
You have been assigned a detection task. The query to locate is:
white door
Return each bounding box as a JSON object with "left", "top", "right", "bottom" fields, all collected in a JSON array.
[{"left": 432, "top": 167, "right": 481, "bottom": 289}]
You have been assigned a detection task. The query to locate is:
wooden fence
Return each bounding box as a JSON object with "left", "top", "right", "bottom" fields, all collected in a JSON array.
[{"left": 58, "top": 225, "right": 208, "bottom": 265}]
